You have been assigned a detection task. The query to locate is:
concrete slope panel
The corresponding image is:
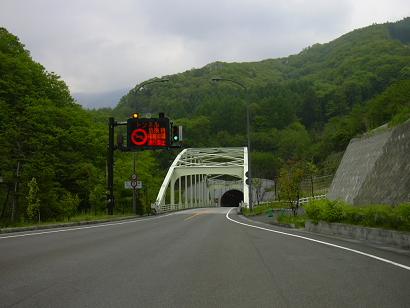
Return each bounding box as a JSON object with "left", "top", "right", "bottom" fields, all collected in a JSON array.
[
  {"left": 354, "top": 121, "right": 410, "bottom": 205},
  {"left": 327, "top": 129, "right": 392, "bottom": 204}
]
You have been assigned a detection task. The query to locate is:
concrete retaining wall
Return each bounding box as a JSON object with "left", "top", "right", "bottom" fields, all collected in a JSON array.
[
  {"left": 327, "top": 121, "right": 410, "bottom": 205},
  {"left": 305, "top": 220, "right": 410, "bottom": 250},
  {"left": 355, "top": 122, "right": 410, "bottom": 204}
]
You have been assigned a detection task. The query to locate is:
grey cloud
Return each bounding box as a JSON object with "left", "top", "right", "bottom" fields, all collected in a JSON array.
[
  {"left": 0, "top": 0, "right": 409, "bottom": 105},
  {"left": 141, "top": 0, "right": 350, "bottom": 38}
]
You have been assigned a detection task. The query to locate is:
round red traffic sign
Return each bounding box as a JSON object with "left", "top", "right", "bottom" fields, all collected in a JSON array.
[{"left": 131, "top": 129, "right": 148, "bottom": 146}]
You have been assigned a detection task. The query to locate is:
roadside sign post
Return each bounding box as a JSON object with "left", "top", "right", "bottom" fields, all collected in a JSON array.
[
  {"left": 107, "top": 111, "right": 182, "bottom": 216},
  {"left": 124, "top": 181, "right": 142, "bottom": 190},
  {"left": 132, "top": 157, "right": 137, "bottom": 215}
]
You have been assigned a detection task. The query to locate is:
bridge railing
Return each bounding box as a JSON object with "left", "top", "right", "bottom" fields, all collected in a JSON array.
[
  {"left": 152, "top": 202, "right": 218, "bottom": 214},
  {"left": 297, "top": 194, "right": 327, "bottom": 205},
  {"left": 152, "top": 195, "right": 327, "bottom": 214}
]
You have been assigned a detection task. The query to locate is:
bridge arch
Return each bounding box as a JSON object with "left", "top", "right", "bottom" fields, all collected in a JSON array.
[{"left": 153, "top": 147, "right": 249, "bottom": 213}]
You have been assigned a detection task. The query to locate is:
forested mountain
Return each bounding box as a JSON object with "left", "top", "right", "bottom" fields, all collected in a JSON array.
[{"left": 114, "top": 17, "right": 410, "bottom": 177}]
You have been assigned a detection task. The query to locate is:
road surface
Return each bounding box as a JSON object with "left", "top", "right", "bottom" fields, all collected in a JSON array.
[{"left": 1, "top": 207, "right": 409, "bottom": 307}]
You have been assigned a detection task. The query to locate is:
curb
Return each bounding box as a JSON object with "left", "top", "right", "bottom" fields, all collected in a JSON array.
[
  {"left": 0, "top": 215, "right": 140, "bottom": 234},
  {"left": 240, "top": 214, "right": 296, "bottom": 229},
  {"left": 238, "top": 213, "right": 410, "bottom": 252},
  {"left": 305, "top": 220, "right": 410, "bottom": 250}
]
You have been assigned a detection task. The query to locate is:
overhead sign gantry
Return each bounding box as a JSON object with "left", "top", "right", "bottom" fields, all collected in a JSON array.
[{"left": 107, "top": 112, "right": 182, "bottom": 214}]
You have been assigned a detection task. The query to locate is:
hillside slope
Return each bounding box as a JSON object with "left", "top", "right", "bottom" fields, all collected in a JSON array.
[{"left": 114, "top": 18, "right": 410, "bottom": 175}]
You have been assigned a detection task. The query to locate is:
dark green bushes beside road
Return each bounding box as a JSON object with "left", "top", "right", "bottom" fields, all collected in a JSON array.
[
  {"left": 243, "top": 199, "right": 410, "bottom": 232},
  {"left": 305, "top": 200, "right": 410, "bottom": 232},
  {"left": 241, "top": 201, "right": 289, "bottom": 216}
]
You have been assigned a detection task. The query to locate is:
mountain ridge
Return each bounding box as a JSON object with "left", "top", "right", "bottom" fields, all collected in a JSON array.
[{"left": 113, "top": 17, "right": 410, "bottom": 175}]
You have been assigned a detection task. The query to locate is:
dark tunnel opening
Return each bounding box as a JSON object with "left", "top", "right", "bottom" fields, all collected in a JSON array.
[{"left": 220, "top": 190, "right": 244, "bottom": 207}]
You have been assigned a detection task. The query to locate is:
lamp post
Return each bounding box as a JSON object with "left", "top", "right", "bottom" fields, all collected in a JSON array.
[
  {"left": 131, "top": 78, "right": 169, "bottom": 214},
  {"left": 211, "top": 77, "right": 253, "bottom": 211},
  {"left": 132, "top": 78, "right": 170, "bottom": 111}
]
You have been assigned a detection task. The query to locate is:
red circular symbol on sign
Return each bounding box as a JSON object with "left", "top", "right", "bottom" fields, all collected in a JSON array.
[{"left": 131, "top": 129, "right": 148, "bottom": 146}]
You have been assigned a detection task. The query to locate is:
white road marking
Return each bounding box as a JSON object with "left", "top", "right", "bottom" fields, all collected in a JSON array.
[
  {"left": 0, "top": 213, "right": 174, "bottom": 240},
  {"left": 226, "top": 208, "right": 410, "bottom": 271}
]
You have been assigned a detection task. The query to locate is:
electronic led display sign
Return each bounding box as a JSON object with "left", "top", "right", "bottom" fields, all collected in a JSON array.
[{"left": 127, "top": 117, "right": 170, "bottom": 150}]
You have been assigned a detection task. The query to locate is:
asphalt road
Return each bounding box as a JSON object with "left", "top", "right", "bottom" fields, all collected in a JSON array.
[{"left": 1, "top": 207, "right": 409, "bottom": 307}]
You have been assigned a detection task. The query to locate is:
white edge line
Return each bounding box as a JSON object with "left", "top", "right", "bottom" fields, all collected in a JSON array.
[
  {"left": 0, "top": 213, "right": 174, "bottom": 240},
  {"left": 226, "top": 208, "right": 410, "bottom": 271}
]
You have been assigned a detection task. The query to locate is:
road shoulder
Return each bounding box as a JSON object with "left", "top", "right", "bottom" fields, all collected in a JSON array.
[{"left": 228, "top": 210, "right": 410, "bottom": 268}]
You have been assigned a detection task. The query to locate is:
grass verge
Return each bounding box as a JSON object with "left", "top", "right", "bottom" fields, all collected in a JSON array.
[
  {"left": 242, "top": 199, "right": 410, "bottom": 232},
  {"left": 277, "top": 215, "right": 306, "bottom": 228},
  {"left": 0, "top": 213, "right": 135, "bottom": 229},
  {"left": 242, "top": 201, "right": 290, "bottom": 216}
]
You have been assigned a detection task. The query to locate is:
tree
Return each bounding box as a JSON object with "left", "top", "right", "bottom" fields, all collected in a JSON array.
[
  {"left": 60, "top": 192, "right": 80, "bottom": 221},
  {"left": 253, "top": 178, "right": 275, "bottom": 205},
  {"left": 89, "top": 184, "right": 106, "bottom": 215},
  {"left": 278, "top": 162, "right": 306, "bottom": 216},
  {"left": 26, "top": 177, "right": 40, "bottom": 223}
]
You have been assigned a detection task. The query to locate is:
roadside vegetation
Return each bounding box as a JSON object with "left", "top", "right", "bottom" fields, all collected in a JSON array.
[
  {"left": 241, "top": 201, "right": 289, "bottom": 216},
  {"left": 277, "top": 215, "right": 306, "bottom": 228},
  {"left": 245, "top": 199, "right": 410, "bottom": 232},
  {"left": 0, "top": 213, "right": 136, "bottom": 230},
  {"left": 305, "top": 199, "right": 410, "bottom": 232}
]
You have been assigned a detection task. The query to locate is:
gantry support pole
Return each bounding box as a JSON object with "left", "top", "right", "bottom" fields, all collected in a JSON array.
[
  {"left": 179, "top": 177, "right": 182, "bottom": 208},
  {"left": 107, "top": 117, "right": 115, "bottom": 215}
]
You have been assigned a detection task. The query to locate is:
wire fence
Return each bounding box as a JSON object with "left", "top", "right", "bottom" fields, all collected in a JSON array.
[{"left": 298, "top": 175, "right": 334, "bottom": 197}]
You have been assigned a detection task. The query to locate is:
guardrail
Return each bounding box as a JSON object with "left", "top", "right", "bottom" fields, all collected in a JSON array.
[
  {"left": 297, "top": 194, "right": 327, "bottom": 205},
  {"left": 152, "top": 202, "right": 218, "bottom": 214},
  {"left": 153, "top": 194, "right": 327, "bottom": 214}
]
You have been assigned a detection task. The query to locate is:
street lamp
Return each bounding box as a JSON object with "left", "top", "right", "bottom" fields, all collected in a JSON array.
[
  {"left": 131, "top": 77, "right": 169, "bottom": 214},
  {"left": 211, "top": 77, "right": 253, "bottom": 211},
  {"left": 132, "top": 78, "right": 170, "bottom": 112}
]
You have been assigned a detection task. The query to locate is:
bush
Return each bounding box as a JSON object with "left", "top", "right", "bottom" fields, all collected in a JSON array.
[
  {"left": 305, "top": 200, "right": 324, "bottom": 223},
  {"left": 277, "top": 215, "right": 306, "bottom": 228},
  {"left": 60, "top": 192, "right": 80, "bottom": 221},
  {"left": 324, "top": 200, "right": 345, "bottom": 222},
  {"left": 392, "top": 203, "right": 410, "bottom": 231},
  {"left": 361, "top": 205, "right": 392, "bottom": 228},
  {"left": 305, "top": 199, "right": 410, "bottom": 232},
  {"left": 242, "top": 201, "right": 289, "bottom": 216}
]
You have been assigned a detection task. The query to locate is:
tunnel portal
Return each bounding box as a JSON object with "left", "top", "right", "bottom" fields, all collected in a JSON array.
[{"left": 220, "top": 190, "right": 244, "bottom": 207}]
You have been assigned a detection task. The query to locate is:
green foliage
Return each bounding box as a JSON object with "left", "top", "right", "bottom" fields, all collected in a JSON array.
[
  {"left": 26, "top": 177, "right": 41, "bottom": 223},
  {"left": 277, "top": 122, "right": 311, "bottom": 160},
  {"left": 113, "top": 151, "right": 164, "bottom": 215},
  {"left": 251, "top": 151, "right": 282, "bottom": 179},
  {"left": 89, "top": 184, "right": 107, "bottom": 214},
  {"left": 277, "top": 215, "right": 306, "bottom": 228},
  {"left": 365, "top": 79, "right": 410, "bottom": 128},
  {"left": 60, "top": 192, "right": 80, "bottom": 221},
  {"left": 389, "top": 17, "right": 410, "bottom": 44},
  {"left": 0, "top": 27, "right": 107, "bottom": 224},
  {"left": 305, "top": 199, "right": 410, "bottom": 231},
  {"left": 242, "top": 201, "right": 289, "bottom": 216},
  {"left": 278, "top": 161, "right": 310, "bottom": 213}
]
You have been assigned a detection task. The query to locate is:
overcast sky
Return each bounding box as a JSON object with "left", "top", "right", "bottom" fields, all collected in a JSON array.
[{"left": 1, "top": 0, "right": 409, "bottom": 97}]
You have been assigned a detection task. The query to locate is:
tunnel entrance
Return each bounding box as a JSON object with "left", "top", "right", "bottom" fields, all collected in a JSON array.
[{"left": 221, "top": 190, "right": 244, "bottom": 207}]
